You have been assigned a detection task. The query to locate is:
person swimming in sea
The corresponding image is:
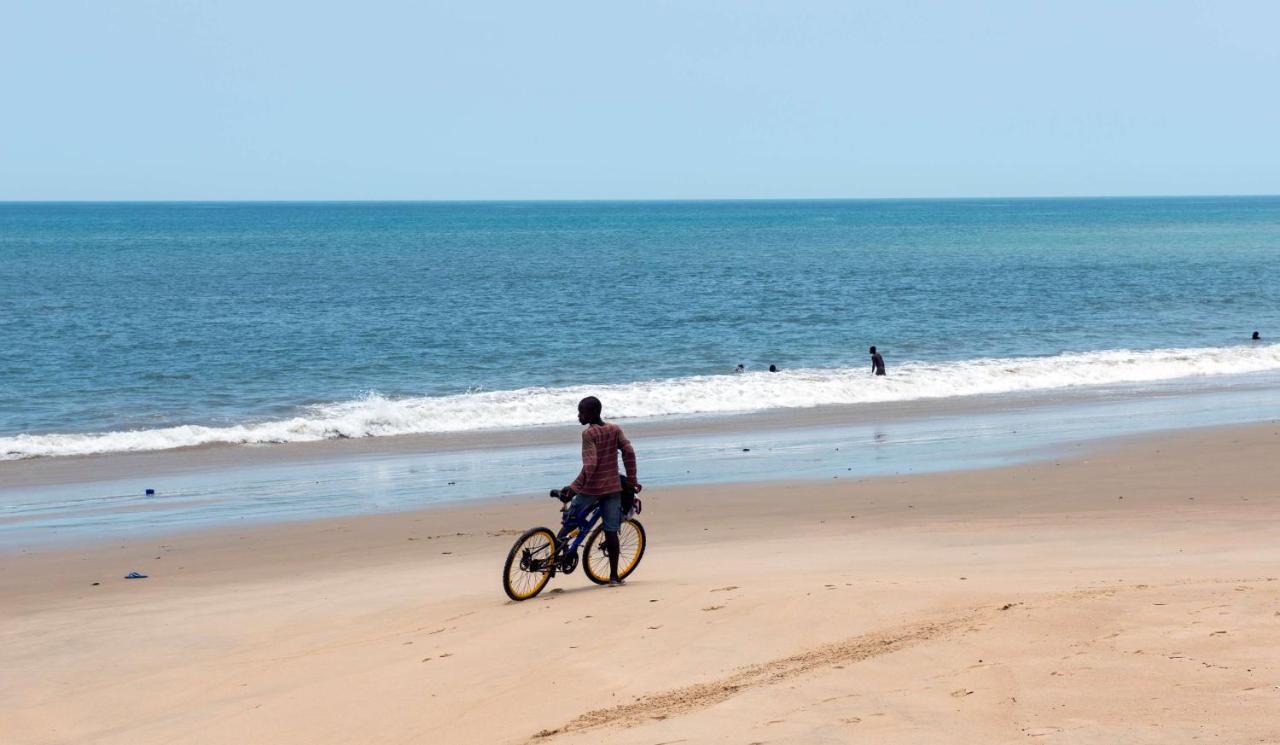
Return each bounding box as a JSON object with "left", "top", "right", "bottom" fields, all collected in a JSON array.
[
  {"left": 1253, "top": 331, "right": 1262, "bottom": 341},
  {"left": 768, "top": 364, "right": 779, "bottom": 373},
  {"left": 735, "top": 363, "right": 745, "bottom": 373},
  {"left": 869, "top": 346, "right": 886, "bottom": 376}
]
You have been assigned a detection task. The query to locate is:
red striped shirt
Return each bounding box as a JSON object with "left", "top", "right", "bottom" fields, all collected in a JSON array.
[{"left": 570, "top": 422, "right": 637, "bottom": 495}]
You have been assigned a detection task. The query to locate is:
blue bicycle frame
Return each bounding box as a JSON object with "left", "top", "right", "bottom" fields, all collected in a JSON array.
[{"left": 554, "top": 499, "right": 603, "bottom": 560}]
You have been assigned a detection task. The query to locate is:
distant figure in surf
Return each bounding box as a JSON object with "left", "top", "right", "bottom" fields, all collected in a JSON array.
[
  {"left": 869, "top": 346, "right": 886, "bottom": 376},
  {"left": 735, "top": 364, "right": 745, "bottom": 373},
  {"left": 768, "top": 364, "right": 779, "bottom": 373},
  {"left": 1253, "top": 331, "right": 1262, "bottom": 341}
]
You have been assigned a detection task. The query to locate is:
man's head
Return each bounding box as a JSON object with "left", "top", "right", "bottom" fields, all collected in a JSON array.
[
  {"left": 578, "top": 396, "right": 604, "bottom": 426},
  {"left": 869, "top": 346, "right": 877, "bottom": 354}
]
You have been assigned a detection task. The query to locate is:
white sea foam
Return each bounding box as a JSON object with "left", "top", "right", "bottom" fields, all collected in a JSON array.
[{"left": 5, "top": 343, "right": 1280, "bottom": 460}]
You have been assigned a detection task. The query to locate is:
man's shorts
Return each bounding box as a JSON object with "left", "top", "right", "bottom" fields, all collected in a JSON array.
[{"left": 569, "top": 491, "right": 622, "bottom": 532}]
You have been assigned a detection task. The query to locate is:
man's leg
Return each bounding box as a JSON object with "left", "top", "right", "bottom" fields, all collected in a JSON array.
[
  {"left": 605, "top": 530, "right": 621, "bottom": 582},
  {"left": 559, "top": 494, "right": 595, "bottom": 541},
  {"left": 601, "top": 493, "right": 624, "bottom": 584}
]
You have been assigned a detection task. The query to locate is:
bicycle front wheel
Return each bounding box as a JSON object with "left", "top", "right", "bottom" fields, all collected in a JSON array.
[
  {"left": 503, "top": 527, "right": 557, "bottom": 601},
  {"left": 583, "top": 519, "right": 646, "bottom": 585}
]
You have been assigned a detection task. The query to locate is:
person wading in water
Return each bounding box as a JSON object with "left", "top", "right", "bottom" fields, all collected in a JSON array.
[
  {"left": 870, "top": 345, "right": 887, "bottom": 376},
  {"left": 561, "top": 396, "right": 640, "bottom": 585}
]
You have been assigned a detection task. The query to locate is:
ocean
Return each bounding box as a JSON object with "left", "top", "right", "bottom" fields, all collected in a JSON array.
[{"left": 2, "top": 197, "right": 1280, "bottom": 460}]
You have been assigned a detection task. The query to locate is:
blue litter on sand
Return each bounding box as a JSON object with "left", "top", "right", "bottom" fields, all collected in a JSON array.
[{"left": 124, "top": 571, "right": 148, "bottom": 579}]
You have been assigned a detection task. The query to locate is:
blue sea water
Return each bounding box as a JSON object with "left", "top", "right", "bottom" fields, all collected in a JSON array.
[{"left": 2, "top": 197, "right": 1280, "bottom": 459}]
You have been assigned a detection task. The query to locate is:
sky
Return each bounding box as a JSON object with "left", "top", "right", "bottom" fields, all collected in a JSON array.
[{"left": 2, "top": 1, "right": 1278, "bottom": 200}]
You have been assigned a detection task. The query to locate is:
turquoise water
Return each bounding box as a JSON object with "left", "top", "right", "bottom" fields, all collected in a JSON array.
[{"left": 2, "top": 197, "right": 1280, "bottom": 458}]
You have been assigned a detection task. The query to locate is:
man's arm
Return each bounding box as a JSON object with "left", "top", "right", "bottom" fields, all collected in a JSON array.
[
  {"left": 569, "top": 430, "right": 596, "bottom": 492},
  {"left": 618, "top": 429, "right": 639, "bottom": 490}
]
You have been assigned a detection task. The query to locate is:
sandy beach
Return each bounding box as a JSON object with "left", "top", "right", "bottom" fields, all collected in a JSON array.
[
  {"left": 9, "top": 1, "right": 1280, "bottom": 742},
  {"left": 3, "top": 421, "right": 1279, "bottom": 744}
]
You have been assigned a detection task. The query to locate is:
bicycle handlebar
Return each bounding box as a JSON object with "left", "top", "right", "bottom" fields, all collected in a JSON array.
[{"left": 550, "top": 483, "right": 641, "bottom": 501}]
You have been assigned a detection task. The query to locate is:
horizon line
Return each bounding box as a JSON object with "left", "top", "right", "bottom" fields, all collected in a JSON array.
[{"left": 2, "top": 192, "right": 1279, "bottom": 205}]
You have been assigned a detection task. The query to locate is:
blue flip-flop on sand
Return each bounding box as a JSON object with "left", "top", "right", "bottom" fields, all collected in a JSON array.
[{"left": 124, "top": 571, "right": 148, "bottom": 579}]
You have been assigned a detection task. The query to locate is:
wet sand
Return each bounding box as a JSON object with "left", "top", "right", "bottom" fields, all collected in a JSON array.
[{"left": 3, "top": 422, "right": 1280, "bottom": 744}]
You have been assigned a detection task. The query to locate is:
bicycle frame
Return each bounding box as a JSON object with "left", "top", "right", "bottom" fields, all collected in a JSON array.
[
  {"left": 553, "top": 501, "right": 602, "bottom": 561},
  {"left": 515, "top": 501, "right": 602, "bottom": 579}
]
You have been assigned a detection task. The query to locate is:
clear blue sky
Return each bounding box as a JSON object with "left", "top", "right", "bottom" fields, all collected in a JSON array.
[{"left": 2, "top": 1, "right": 1278, "bottom": 200}]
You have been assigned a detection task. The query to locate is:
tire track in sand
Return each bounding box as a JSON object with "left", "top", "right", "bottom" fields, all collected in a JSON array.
[
  {"left": 530, "top": 610, "right": 978, "bottom": 741},
  {"left": 529, "top": 579, "right": 1277, "bottom": 741}
]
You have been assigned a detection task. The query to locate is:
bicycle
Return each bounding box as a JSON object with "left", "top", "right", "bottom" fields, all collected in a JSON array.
[{"left": 502, "top": 486, "right": 647, "bottom": 601}]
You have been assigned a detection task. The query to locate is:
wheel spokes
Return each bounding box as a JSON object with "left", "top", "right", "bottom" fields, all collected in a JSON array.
[
  {"left": 587, "top": 523, "right": 643, "bottom": 580},
  {"left": 618, "top": 523, "right": 643, "bottom": 574},
  {"left": 509, "top": 533, "right": 554, "bottom": 598}
]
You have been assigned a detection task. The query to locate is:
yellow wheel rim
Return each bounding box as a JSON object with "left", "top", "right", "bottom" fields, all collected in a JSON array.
[
  {"left": 585, "top": 520, "right": 645, "bottom": 582},
  {"left": 506, "top": 529, "right": 555, "bottom": 600}
]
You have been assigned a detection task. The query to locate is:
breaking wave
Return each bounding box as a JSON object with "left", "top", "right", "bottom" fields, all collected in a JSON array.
[{"left": 4, "top": 343, "right": 1280, "bottom": 460}]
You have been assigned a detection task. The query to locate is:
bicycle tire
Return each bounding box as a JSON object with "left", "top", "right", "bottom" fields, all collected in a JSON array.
[
  {"left": 502, "top": 527, "right": 557, "bottom": 601},
  {"left": 583, "top": 519, "right": 646, "bottom": 585}
]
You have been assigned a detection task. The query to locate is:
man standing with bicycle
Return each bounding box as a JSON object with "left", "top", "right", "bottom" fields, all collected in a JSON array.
[{"left": 561, "top": 396, "right": 640, "bottom": 586}]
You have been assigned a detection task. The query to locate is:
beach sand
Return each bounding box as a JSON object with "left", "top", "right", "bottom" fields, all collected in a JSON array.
[{"left": 3, "top": 422, "right": 1280, "bottom": 744}]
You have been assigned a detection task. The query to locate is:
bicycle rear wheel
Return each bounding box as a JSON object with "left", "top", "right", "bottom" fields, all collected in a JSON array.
[
  {"left": 503, "top": 527, "right": 557, "bottom": 601},
  {"left": 583, "top": 519, "right": 646, "bottom": 585}
]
